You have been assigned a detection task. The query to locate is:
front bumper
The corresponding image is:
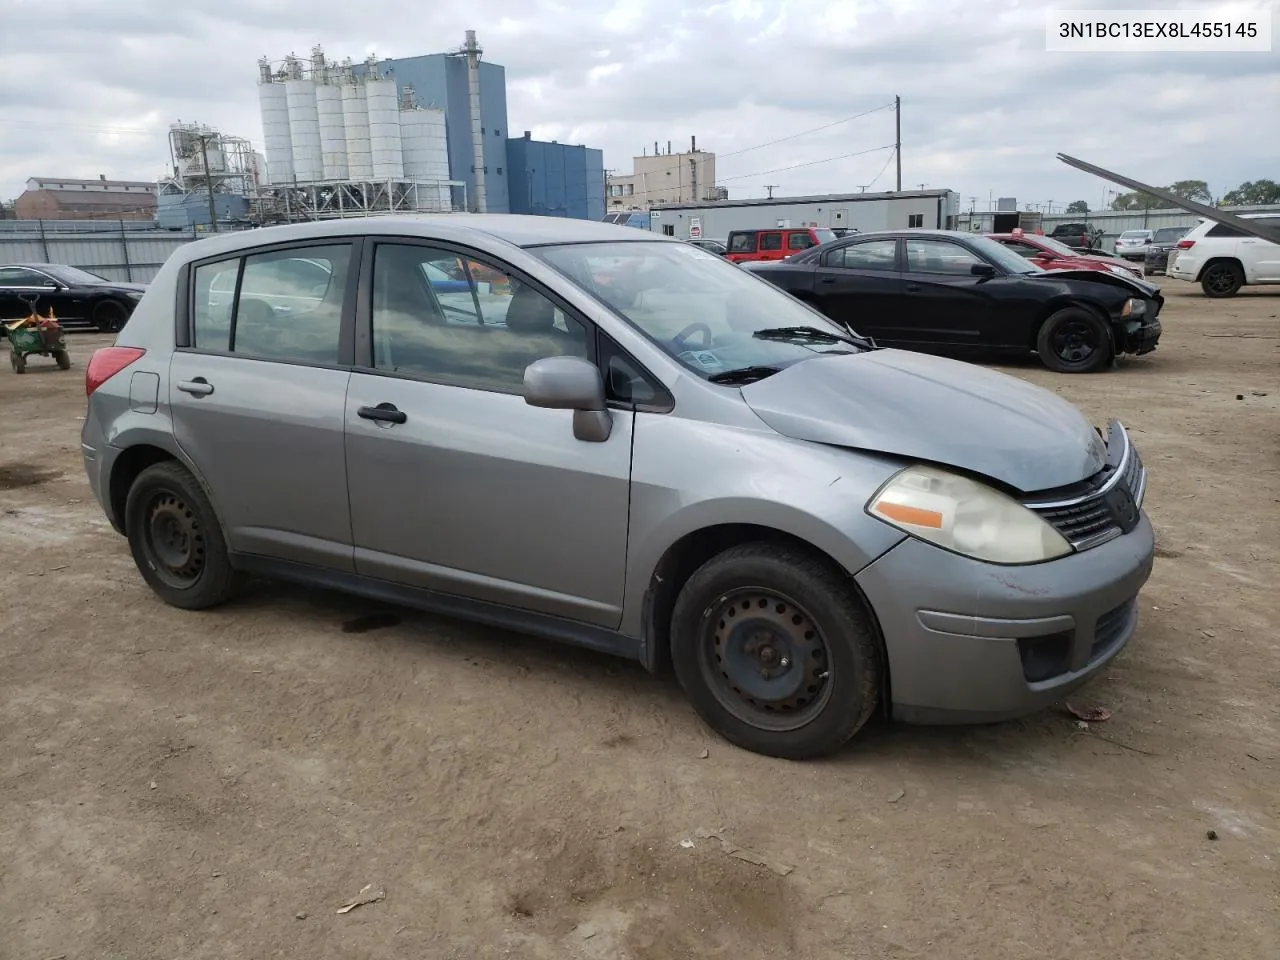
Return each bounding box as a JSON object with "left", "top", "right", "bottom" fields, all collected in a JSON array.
[
  {"left": 855, "top": 512, "right": 1155, "bottom": 724},
  {"left": 1116, "top": 316, "right": 1162, "bottom": 356}
]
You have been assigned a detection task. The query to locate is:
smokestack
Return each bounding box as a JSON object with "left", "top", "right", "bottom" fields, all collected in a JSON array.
[
  {"left": 692, "top": 135, "right": 696, "bottom": 152},
  {"left": 654, "top": 140, "right": 659, "bottom": 156},
  {"left": 667, "top": 140, "right": 671, "bottom": 155},
  {"left": 464, "top": 29, "right": 487, "bottom": 212}
]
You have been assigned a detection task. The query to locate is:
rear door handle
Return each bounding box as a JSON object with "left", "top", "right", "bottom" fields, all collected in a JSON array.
[
  {"left": 819, "top": 276, "right": 837, "bottom": 284},
  {"left": 357, "top": 402, "right": 407, "bottom": 425},
  {"left": 905, "top": 283, "right": 923, "bottom": 291},
  {"left": 177, "top": 377, "right": 214, "bottom": 397}
]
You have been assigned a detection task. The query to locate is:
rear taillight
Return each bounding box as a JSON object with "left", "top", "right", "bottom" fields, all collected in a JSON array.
[
  {"left": 86, "top": 346, "right": 146, "bottom": 396},
  {"left": 1177, "top": 239, "right": 1196, "bottom": 249}
]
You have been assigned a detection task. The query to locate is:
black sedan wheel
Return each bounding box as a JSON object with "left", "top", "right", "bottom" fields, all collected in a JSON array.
[
  {"left": 670, "top": 542, "right": 881, "bottom": 759},
  {"left": 93, "top": 299, "right": 128, "bottom": 333},
  {"left": 1036, "top": 307, "right": 1113, "bottom": 374},
  {"left": 124, "top": 461, "right": 237, "bottom": 609},
  {"left": 1201, "top": 261, "right": 1244, "bottom": 298}
]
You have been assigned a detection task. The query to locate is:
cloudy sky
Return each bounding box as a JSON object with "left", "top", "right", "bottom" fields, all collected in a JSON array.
[{"left": 2, "top": 0, "right": 1276, "bottom": 211}]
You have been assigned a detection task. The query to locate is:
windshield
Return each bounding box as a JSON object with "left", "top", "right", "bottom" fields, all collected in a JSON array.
[
  {"left": 965, "top": 235, "right": 1043, "bottom": 274},
  {"left": 532, "top": 240, "right": 866, "bottom": 380},
  {"left": 1119, "top": 231, "right": 1151, "bottom": 240},
  {"left": 44, "top": 264, "right": 111, "bottom": 284},
  {"left": 1033, "top": 235, "right": 1084, "bottom": 257}
]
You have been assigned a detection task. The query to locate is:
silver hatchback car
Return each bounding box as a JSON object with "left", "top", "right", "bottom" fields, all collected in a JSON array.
[{"left": 82, "top": 216, "right": 1155, "bottom": 759}]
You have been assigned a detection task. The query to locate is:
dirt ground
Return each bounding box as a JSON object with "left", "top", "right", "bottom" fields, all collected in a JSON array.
[{"left": 1, "top": 279, "right": 1277, "bottom": 960}]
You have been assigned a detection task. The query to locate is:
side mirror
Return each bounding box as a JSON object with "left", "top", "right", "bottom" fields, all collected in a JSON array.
[
  {"left": 523, "top": 356, "right": 612, "bottom": 442},
  {"left": 970, "top": 263, "right": 997, "bottom": 278}
]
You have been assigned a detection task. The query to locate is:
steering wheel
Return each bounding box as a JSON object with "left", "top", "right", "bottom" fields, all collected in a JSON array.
[{"left": 671, "top": 321, "right": 713, "bottom": 352}]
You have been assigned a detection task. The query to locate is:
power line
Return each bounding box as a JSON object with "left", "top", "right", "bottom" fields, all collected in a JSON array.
[
  {"left": 716, "top": 101, "right": 895, "bottom": 161},
  {"left": 717, "top": 144, "right": 896, "bottom": 185},
  {"left": 0, "top": 118, "right": 162, "bottom": 136},
  {"left": 864, "top": 147, "right": 897, "bottom": 193}
]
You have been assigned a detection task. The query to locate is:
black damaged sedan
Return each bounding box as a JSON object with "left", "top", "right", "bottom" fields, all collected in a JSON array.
[{"left": 743, "top": 230, "right": 1163, "bottom": 373}]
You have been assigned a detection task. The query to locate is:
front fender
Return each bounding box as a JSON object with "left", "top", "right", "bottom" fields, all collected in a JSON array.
[{"left": 618, "top": 413, "right": 907, "bottom": 640}]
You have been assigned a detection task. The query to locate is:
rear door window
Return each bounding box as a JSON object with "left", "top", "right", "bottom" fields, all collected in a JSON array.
[
  {"left": 787, "top": 231, "right": 814, "bottom": 251},
  {"left": 760, "top": 232, "right": 784, "bottom": 252},
  {"left": 189, "top": 243, "right": 352, "bottom": 364},
  {"left": 824, "top": 239, "right": 898, "bottom": 270}
]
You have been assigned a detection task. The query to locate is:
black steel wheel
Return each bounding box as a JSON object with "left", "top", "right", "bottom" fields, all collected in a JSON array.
[
  {"left": 93, "top": 299, "right": 128, "bottom": 333},
  {"left": 699, "top": 589, "right": 834, "bottom": 732},
  {"left": 1201, "top": 261, "right": 1243, "bottom": 298},
  {"left": 124, "top": 461, "right": 237, "bottom": 609},
  {"left": 1036, "top": 306, "right": 1112, "bottom": 374},
  {"left": 670, "top": 542, "right": 882, "bottom": 759}
]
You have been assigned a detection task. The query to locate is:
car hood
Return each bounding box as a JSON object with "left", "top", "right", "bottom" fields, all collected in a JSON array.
[
  {"left": 740, "top": 349, "right": 1107, "bottom": 494},
  {"left": 1033, "top": 267, "right": 1159, "bottom": 297}
]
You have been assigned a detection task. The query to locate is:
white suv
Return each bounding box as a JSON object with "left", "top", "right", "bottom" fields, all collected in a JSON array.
[{"left": 1167, "top": 213, "right": 1280, "bottom": 298}]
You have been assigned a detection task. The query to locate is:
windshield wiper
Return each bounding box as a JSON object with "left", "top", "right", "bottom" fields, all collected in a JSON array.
[
  {"left": 706, "top": 365, "right": 783, "bottom": 385},
  {"left": 752, "top": 325, "right": 875, "bottom": 349}
]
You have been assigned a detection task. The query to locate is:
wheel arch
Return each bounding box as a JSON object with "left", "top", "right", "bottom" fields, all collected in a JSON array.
[
  {"left": 639, "top": 522, "right": 892, "bottom": 716},
  {"left": 1030, "top": 297, "right": 1116, "bottom": 351},
  {"left": 1195, "top": 256, "right": 1243, "bottom": 283},
  {"left": 106, "top": 437, "right": 223, "bottom": 536}
]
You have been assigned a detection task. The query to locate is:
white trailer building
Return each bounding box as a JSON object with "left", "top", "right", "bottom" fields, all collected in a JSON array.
[{"left": 648, "top": 189, "right": 961, "bottom": 240}]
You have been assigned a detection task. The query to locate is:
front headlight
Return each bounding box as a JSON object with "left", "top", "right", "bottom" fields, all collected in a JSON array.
[
  {"left": 1120, "top": 297, "right": 1146, "bottom": 317},
  {"left": 867, "top": 464, "right": 1072, "bottom": 564}
]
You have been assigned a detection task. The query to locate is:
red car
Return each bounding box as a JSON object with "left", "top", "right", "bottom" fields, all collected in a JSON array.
[{"left": 987, "top": 229, "right": 1145, "bottom": 279}]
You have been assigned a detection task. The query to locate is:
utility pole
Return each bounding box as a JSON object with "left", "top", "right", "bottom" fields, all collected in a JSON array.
[
  {"left": 196, "top": 133, "right": 218, "bottom": 233},
  {"left": 764, "top": 184, "right": 778, "bottom": 199},
  {"left": 894, "top": 95, "right": 902, "bottom": 192}
]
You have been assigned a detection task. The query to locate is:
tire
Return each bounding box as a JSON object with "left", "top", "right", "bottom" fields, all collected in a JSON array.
[
  {"left": 93, "top": 299, "right": 128, "bottom": 334},
  {"left": 669, "top": 542, "right": 882, "bottom": 759},
  {"left": 53, "top": 349, "right": 71, "bottom": 370},
  {"left": 1200, "top": 260, "right": 1243, "bottom": 298},
  {"left": 1035, "top": 306, "right": 1113, "bottom": 374},
  {"left": 124, "top": 461, "right": 237, "bottom": 609},
  {"left": 11, "top": 351, "right": 25, "bottom": 374}
]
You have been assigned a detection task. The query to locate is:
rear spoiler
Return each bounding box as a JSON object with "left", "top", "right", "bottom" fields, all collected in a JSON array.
[{"left": 1057, "top": 153, "right": 1280, "bottom": 246}]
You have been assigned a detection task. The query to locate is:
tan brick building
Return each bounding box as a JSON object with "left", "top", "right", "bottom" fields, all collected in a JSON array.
[{"left": 14, "top": 176, "right": 157, "bottom": 220}]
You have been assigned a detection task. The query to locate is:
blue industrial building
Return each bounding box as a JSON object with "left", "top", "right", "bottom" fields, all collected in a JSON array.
[
  {"left": 505, "top": 133, "right": 604, "bottom": 221},
  {"left": 352, "top": 49, "right": 512, "bottom": 213},
  {"left": 350, "top": 34, "right": 605, "bottom": 220}
]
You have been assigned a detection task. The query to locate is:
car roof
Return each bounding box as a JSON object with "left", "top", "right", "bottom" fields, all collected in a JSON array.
[
  {"left": 168, "top": 214, "right": 674, "bottom": 264},
  {"left": 3, "top": 263, "right": 64, "bottom": 271}
]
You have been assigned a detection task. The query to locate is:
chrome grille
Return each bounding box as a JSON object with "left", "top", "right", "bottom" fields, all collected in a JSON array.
[{"left": 1025, "top": 421, "right": 1147, "bottom": 551}]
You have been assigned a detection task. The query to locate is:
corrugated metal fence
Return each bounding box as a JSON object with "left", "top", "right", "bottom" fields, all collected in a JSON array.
[{"left": 0, "top": 220, "right": 250, "bottom": 283}]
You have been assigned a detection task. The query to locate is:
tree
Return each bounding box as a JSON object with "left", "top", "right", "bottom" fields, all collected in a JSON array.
[
  {"left": 1167, "top": 179, "right": 1212, "bottom": 203},
  {"left": 1110, "top": 191, "right": 1163, "bottom": 211},
  {"left": 1221, "top": 179, "right": 1280, "bottom": 206},
  {"left": 1066, "top": 200, "right": 1089, "bottom": 214}
]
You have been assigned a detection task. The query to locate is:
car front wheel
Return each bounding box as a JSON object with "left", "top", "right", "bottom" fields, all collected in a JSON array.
[
  {"left": 1200, "top": 261, "right": 1244, "bottom": 298},
  {"left": 669, "top": 542, "right": 882, "bottom": 759},
  {"left": 1036, "top": 306, "right": 1113, "bottom": 373},
  {"left": 124, "top": 461, "right": 237, "bottom": 609}
]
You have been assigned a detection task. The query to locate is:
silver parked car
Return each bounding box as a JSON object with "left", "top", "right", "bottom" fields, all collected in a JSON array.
[{"left": 82, "top": 216, "right": 1155, "bottom": 759}]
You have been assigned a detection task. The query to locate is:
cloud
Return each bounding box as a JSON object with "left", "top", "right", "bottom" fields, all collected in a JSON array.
[{"left": 1, "top": 0, "right": 1275, "bottom": 210}]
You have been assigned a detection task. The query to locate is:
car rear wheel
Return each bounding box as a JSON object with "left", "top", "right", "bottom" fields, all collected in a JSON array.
[
  {"left": 1036, "top": 307, "right": 1113, "bottom": 374},
  {"left": 124, "top": 461, "right": 237, "bottom": 609},
  {"left": 1200, "top": 261, "right": 1244, "bottom": 298},
  {"left": 94, "top": 299, "right": 128, "bottom": 333},
  {"left": 669, "top": 542, "right": 881, "bottom": 759}
]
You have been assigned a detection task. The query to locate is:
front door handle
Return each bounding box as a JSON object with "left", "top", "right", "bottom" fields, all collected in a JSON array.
[
  {"left": 819, "top": 276, "right": 837, "bottom": 284},
  {"left": 905, "top": 282, "right": 923, "bottom": 291},
  {"left": 357, "top": 402, "right": 407, "bottom": 425},
  {"left": 177, "top": 377, "right": 214, "bottom": 397}
]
